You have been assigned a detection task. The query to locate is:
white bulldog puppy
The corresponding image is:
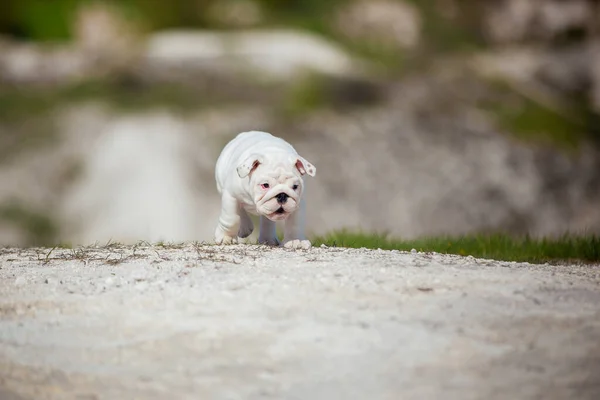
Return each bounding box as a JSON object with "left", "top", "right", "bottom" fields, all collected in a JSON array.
[{"left": 214, "top": 130, "right": 316, "bottom": 249}]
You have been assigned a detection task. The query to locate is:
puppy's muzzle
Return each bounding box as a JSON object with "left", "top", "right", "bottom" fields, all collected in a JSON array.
[{"left": 276, "top": 193, "right": 289, "bottom": 204}]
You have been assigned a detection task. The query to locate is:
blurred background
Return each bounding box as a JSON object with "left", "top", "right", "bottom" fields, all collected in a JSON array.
[{"left": 1, "top": 0, "right": 600, "bottom": 247}]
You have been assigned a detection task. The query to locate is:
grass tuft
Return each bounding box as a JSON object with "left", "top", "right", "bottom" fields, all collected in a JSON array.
[{"left": 312, "top": 230, "right": 600, "bottom": 264}]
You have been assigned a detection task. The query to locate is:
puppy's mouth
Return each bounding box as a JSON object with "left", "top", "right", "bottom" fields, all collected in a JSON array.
[{"left": 265, "top": 207, "right": 290, "bottom": 221}]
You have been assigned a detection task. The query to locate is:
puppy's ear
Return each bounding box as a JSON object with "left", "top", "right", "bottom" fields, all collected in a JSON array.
[
  {"left": 294, "top": 156, "right": 316, "bottom": 177},
  {"left": 237, "top": 154, "right": 264, "bottom": 178}
]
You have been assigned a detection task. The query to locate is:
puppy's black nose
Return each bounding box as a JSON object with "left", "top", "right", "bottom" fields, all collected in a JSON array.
[{"left": 276, "top": 193, "right": 289, "bottom": 204}]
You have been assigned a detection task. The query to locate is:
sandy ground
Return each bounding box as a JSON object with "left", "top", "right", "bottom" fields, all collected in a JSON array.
[{"left": 0, "top": 244, "right": 599, "bottom": 400}]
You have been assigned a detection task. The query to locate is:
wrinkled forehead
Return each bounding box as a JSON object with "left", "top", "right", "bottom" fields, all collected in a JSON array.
[
  {"left": 257, "top": 162, "right": 299, "bottom": 182},
  {"left": 268, "top": 165, "right": 298, "bottom": 180}
]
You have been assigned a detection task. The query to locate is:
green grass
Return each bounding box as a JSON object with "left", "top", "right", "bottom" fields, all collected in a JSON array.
[{"left": 312, "top": 230, "right": 600, "bottom": 264}]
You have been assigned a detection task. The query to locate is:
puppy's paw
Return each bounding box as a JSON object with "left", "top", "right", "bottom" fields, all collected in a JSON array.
[
  {"left": 283, "top": 239, "right": 312, "bottom": 250},
  {"left": 258, "top": 236, "right": 281, "bottom": 246},
  {"left": 223, "top": 236, "right": 238, "bottom": 245},
  {"left": 237, "top": 223, "right": 254, "bottom": 239},
  {"left": 215, "top": 235, "right": 238, "bottom": 245},
  {"left": 215, "top": 227, "right": 238, "bottom": 245}
]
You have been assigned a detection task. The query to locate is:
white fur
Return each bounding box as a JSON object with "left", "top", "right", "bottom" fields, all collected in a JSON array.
[{"left": 214, "top": 131, "right": 316, "bottom": 249}]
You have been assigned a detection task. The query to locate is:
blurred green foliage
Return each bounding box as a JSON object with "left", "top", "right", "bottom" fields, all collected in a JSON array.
[
  {"left": 493, "top": 99, "right": 587, "bottom": 152},
  {"left": 481, "top": 82, "right": 591, "bottom": 152},
  {"left": 0, "top": 202, "right": 58, "bottom": 246},
  {"left": 0, "top": 0, "right": 328, "bottom": 39},
  {"left": 0, "top": 0, "right": 78, "bottom": 40},
  {"left": 0, "top": 0, "right": 482, "bottom": 53}
]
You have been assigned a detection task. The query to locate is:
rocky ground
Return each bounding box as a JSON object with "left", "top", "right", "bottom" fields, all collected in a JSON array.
[{"left": 1, "top": 244, "right": 599, "bottom": 400}]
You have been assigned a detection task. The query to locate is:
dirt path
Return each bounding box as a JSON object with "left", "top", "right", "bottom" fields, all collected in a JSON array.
[{"left": 1, "top": 244, "right": 599, "bottom": 400}]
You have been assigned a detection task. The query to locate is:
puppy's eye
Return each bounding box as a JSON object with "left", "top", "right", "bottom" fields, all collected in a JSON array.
[
  {"left": 261, "top": 183, "right": 270, "bottom": 189},
  {"left": 292, "top": 184, "right": 299, "bottom": 190}
]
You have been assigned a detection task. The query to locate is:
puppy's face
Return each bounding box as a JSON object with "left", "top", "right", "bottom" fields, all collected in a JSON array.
[
  {"left": 252, "top": 165, "right": 303, "bottom": 221},
  {"left": 237, "top": 154, "right": 316, "bottom": 221}
]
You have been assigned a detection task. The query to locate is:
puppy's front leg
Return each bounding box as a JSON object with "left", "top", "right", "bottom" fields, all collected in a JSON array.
[
  {"left": 283, "top": 199, "right": 311, "bottom": 249},
  {"left": 214, "top": 192, "right": 241, "bottom": 245},
  {"left": 258, "top": 216, "right": 280, "bottom": 246}
]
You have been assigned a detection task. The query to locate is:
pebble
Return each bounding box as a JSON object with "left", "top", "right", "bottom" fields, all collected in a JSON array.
[
  {"left": 44, "top": 277, "right": 59, "bottom": 285},
  {"left": 131, "top": 268, "right": 148, "bottom": 282}
]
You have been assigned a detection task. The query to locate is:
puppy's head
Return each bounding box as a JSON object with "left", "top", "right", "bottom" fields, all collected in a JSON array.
[{"left": 237, "top": 152, "right": 316, "bottom": 221}]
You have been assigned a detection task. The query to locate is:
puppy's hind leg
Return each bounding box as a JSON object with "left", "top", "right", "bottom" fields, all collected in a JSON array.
[
  {"left": 237, "top": 207, "right": 254, "bottom": 240},
  {"left": 214, "top": 192, "right": 241, "bottom": 245}
]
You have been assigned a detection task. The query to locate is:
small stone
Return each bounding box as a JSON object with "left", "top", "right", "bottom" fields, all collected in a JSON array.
[
  {"left": 131, "top": 268, "right": 148, "bottom": 282},
  {"left": 44, "top": 277, "right": 58, "bottom": 285},
  {"left": 411, "top": 248, "right": 417, "bottom": 254}
]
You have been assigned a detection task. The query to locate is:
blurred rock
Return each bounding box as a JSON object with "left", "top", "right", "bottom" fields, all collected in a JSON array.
[
  {"left": 61, "top": 112, "right": 203, "bottom": 243},
  {"left": 536, "top": 43, "right": 592, "bottom": 95},
  {"left": 482, "top": 0, "right": 596, "bottom": 44},
  {"left": 469, "top": 47, "right": 566, "bottom": 115},
  {"left": 0, "top": 2, "right": 143, "bottom": 86},
  {"left": 333, "top": 0, "right": 422, "bottom": 50},
  {"left": 471, "top": 47, "right": 545, "bottom": 84},
  {"left": 206, "top": 0, "right": 263, "bottom": 28},
  {"left": 471, "top": 43, "right": 596, "bottom": 113},
  {"left": 0, "top": 27, "right": 365, "bottom": 86},
  {"left": 0, "top": 42, "right": 88, "bottom": 85},
  {"left": 73, "top": 0, "right": 143, "bottom": 70},
  {"left": 590, "top": 40, "right": 600, "bottom": 113},
  {"left": 143, "top": 29, "right": 363, "bottom": 82}
]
